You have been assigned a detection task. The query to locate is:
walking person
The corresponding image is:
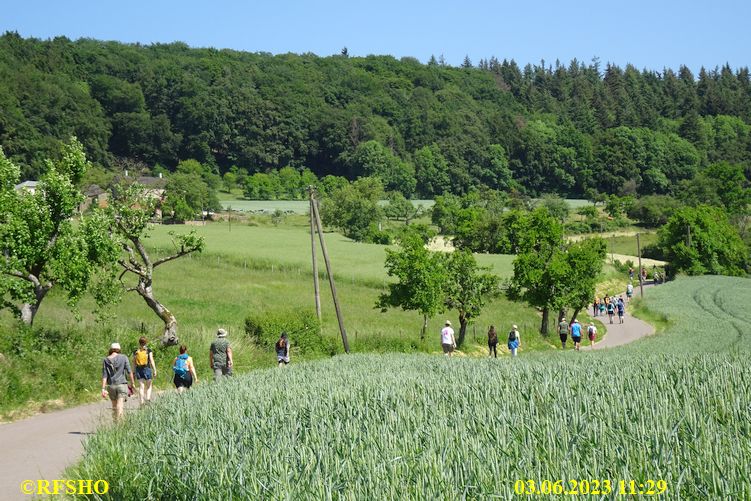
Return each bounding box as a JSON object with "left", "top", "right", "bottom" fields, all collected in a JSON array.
[
  {"left": 173, "top": 345, "right": 198, "bottom": 393},
  {"left": 558, "top": 317, "right": 569, "bottom": 349},
  {"left": 617, "top": 296, "right": 625, "bottom": 324},
  {"left": 628, "top": 267, "right": 634, "bottom": 281},
  {"left": 598, "top": 299, "right": 606, "bottom": 317},
  {"left": 507, "top": 324, "right": 521, "bottom": 357},
  {"left": 441, "top": 320, "right": 456, "bottom": 356},
  {"left": 587, "top": 322, "right": 597, "bottom": 349},
  {"left": 592, "top": 297, "right": 599, "bottom": 317},
  {"left": 276, "top": 332, "right": 290, "bottom": 367},
  {"left": 606, "top": 299, "right": 615, "bottom": 324},
  {"left": 101, "top": 342, "right": 135, "bottom": 423},
  {"left": 487, "top": 325, "right": 498, "bottom": 358},
  {"left": 132, "top": 336, "right": 156, "bottom": 407},
  {"left": 626, "top": 282, "right": 633, "bottom": 303},
  {"left": 571, "top": 319, "right": 583, "bottom": 351},
  {"left": 209, "top": 328, "right": 233, "bottom": 382}
]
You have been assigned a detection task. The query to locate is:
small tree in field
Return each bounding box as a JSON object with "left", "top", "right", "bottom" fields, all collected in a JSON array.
[
  {"left": 377, "top": 231, "right": 446, "bottom": 340},
  {"left": 560, "top": 237, "right": 607, "bottom": 320},
  {"left": 0, "top": 140, "right": 118, "bottom": 325},
  {"left": 443, "top": 250, "right": 499, "bottom": 347},
  {"left": 111, "top": 184, "right": 204, "bottom": 345},
  {"left": 507, "top": 208, "right": 566, "bottom": 335}
]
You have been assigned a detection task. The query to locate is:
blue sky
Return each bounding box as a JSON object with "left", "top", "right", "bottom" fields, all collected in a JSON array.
[{"left": 2, "top": 0, "right": 749, "bottom": 72}]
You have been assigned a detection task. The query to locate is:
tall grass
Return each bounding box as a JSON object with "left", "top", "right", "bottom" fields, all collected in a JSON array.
[
  {"left": 70, "top": 351, "right": 751, "bottom": 499},
  {"left": 68, "top": 276, "right": 751, "bottom": 498}
]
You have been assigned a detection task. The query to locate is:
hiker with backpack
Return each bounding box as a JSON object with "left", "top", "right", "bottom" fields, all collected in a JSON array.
[
  {"left": 617, "top": 296, "right": 625, "bottom": 323},
  {"left": 209, "top": 328, "right": 233, "bottom": 381},
  {"left": 101, "top": 342, "right": 136, "bottom": 423},
  {"left": 132, "top": 337, "right": 156, "bottom": 407},
  {"left": 507, "top": 325, "right": 521, "bottom": 357},
  {"left": 606, "top": 298, "right": 615, "bottom": 324},
  {"left": 173, "top": 345, "right": 198, "bottom": 393},
  {"left": 587, "top": 322, "right": 597, "bottom": 349},
  {"left": 487, "top": 325, "right": 498, "bottom": 358},
  {"left": 626, "top": 282, "right": 633, "bottom": 302},
  {"left": 276, "top": 332, "right": 290, "bottom": 367},
  {"left": 558, "top": 317, "right": 569, "bottom": 349}
]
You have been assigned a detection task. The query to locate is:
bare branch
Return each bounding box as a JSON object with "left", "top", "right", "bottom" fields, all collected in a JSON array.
[{"left": 153, "top": 245, "right": 198, "bottom": 268}]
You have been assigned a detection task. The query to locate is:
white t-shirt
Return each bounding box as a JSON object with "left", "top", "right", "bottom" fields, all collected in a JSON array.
[{"left": 441, "top": 327, "right": 454, "bottom": 345}]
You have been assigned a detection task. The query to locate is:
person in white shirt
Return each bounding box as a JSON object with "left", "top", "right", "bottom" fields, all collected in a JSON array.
[
  {"left": 440, "top": 320, "right": 456, "bottom": 356},
  {"left": 587, "top": 322, "right": 598, "bottom": 349}
]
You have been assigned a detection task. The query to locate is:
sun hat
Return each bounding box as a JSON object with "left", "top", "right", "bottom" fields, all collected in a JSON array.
[
  {"left": 217, "top": 328, "right": 227, "bottom": 337},
  {"left": 445, "top": 320, "right": 451, "bottom": 326},
  {"left": 110, "top": 342, "right": 121, "bottom": 350},
  {"left": 512, "top": 324, "right": 518, "bottom": 329}
]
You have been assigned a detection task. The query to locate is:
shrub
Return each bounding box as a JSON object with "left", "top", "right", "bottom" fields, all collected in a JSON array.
[{"left": 244, "top": 309, "right": 333, "bottom": 356}]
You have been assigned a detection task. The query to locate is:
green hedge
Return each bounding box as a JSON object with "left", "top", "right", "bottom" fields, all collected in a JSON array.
[{"left": 244, "top": 309, "right": 335, "bottom": 356}]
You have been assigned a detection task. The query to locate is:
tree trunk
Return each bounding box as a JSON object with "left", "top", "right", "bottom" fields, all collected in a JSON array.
[
  {"left": 457, "top": 313, "right": 468, "bottom": 347},
  {"left": 571, "top": 307, "right": 581, "bottom": 323},
  {"left": 19, "top": 283, "right": 51, "bottom": 326},
  {"left": 558, "top": 309, "right": 567, "bottom": 323},
  {"left": 540, "top": 307, "right": 550, "bottom": 335},
  {"left": 137, "top": 283, "right": 179, "bottom": 346},
  {"left": 420, "top": 314, "right": 427, "bottom": 341}
]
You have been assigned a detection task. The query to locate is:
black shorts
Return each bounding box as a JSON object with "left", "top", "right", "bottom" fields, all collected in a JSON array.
[
  {"left": 559, "top": 333, "right": 568, "bottom": 342},
  {"left": 174, "top": 373, "right": 193, "bottom": 389},
  {"left": 572, "top": 336, "right": 581, "bottom": 344}
]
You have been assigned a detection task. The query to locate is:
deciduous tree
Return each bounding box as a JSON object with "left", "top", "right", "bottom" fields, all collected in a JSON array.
[
  {"left": 0, "top": 140, "right": 118, "bottom": 325},
  {"left": 110, "top": 184, "right": 205, "bottom": 345}
]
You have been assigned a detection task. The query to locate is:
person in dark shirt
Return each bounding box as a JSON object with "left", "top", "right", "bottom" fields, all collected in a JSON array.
[
  {"left": 276, "top": 332, "right": 290, "bottom": 367},
  {"left": 209, "top": 328, "right": 233, "bottom": 382}
]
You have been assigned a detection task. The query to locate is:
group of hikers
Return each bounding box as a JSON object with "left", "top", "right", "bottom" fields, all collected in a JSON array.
[
  {"left": 557, "top": 318, "right": 598, "bottom": 351},
  {"left": 592, "top": 294, "right": 627, "bottom": 324},
  {"left": 440, "top": 320, "right": 522, "bottom": 358},
  {"left": 629, "top": 266, "right": 665, "bottom": 285},
  {"left": 100, "top": 329, "right": 291, "bottom": 422}
]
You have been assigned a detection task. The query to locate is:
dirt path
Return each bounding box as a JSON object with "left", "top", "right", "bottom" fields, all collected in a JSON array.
[
  {"left": 0, "top": 397, "right": 142, "bottom": 500},
  {"left": 593, "top": 288, "right": 655, "bottom": 349}
]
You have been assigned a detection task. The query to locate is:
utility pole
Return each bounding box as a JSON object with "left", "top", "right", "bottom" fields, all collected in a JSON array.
[
  {"left": 308, "top": 187, "right": 321, "bottom": 322},
  {"left": 636, "top": 233, "right": 644, "bottom": 298},
  {"left": 310, "top": 192, "right": 350, "bottom": 353}
]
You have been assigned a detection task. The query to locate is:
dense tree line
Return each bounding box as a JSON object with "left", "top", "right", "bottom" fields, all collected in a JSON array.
[{"left": 1, "top": 32, "right": 750, "bottom": 198}]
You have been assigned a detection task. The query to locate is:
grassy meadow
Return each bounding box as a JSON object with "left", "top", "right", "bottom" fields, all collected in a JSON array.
[
  {"left": 0, "top": 220, "right": 562, "bottom": 419},
  {"left": 69, "top": 276, "right": 751, "bottom": 499}
]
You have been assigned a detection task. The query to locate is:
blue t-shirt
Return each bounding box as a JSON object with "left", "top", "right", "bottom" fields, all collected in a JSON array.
[
  {"left": 617, "top": 301, "right": 625, "bottom": 313},
  {"left": 571, "top": 323, "right": 582, "bottom": 338}
]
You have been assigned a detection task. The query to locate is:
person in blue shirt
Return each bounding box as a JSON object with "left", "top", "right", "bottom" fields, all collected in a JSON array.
[
  {"left": 617, "top": 297, "right": 625, "bottom": 324},
  {"left": 570, "top": 319, "right": 583, "bottom": 351}
]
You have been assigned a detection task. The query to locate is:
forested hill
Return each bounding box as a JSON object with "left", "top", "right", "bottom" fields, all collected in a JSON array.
[{"left": 1, "top": 32, "right": 750, "bottom": 197}]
